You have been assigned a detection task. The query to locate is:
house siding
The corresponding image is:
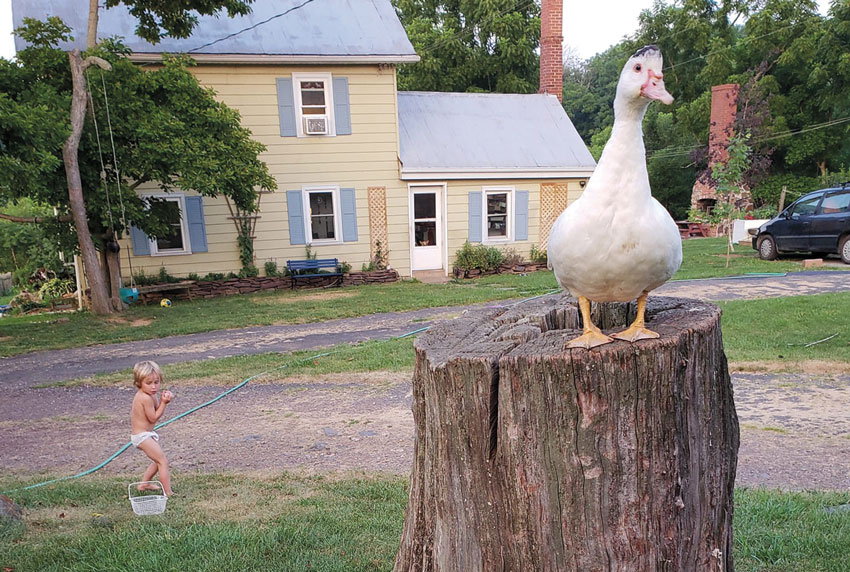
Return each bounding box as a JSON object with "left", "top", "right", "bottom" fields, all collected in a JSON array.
[
  {"left": 443, "top": 179, "right": 585, "bottom": 270},
  {"left": 120, "top": 64, "right": 412, "bottom": 279}
]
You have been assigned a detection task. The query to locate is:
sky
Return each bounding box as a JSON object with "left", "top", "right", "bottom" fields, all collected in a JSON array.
[{"left": 0, "top": 0, "right": 834, "bottom": 61}]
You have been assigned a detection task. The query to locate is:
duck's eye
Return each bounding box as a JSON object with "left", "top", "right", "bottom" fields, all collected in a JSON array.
[{"left": 634, "top": 63, "right": 642, "bottom": 72}]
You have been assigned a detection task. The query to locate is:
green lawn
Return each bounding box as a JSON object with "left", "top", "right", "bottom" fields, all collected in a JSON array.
[
  {"left": 2, "top": 475, "right": 849, "bottom": 571},
  {"left": 674, "top": 237, "right": 848, "bottom": 280},
  {"left": 720, "top": 292, "right": 850, "bottom": 365},
  {"left": 1, "top": 237, "right": 846, "bottom": 357}
]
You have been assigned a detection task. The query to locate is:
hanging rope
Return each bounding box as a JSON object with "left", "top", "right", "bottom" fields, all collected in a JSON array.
[
  {"left": 85, "top": 70, "right": 115, "bottom": 233},
  {"left": 99, "top": 69, "right": 136, "bottom": 287}
]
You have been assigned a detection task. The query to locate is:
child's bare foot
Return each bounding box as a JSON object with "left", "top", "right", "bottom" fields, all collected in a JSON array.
[{"left": 137, "top": 483, "right": 161, "bottom": 492}]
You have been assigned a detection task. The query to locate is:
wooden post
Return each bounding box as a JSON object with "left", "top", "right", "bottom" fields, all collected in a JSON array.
[
  {"left": 779, "top": 185, "right": 787, "bottom": 213},
  {"left": 394, "top": 295, "right": 739, "bottom": 572}
]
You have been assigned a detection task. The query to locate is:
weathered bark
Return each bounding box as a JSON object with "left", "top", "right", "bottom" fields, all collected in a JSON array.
[
  {"left": 65, "top": 50, "right": 113, "bottom": 315},
  {"left": 395, "top": 295, "right": 739, "bottom": 572},
  {"left": 103, "top": 238, "right": 125, "bottom": 311}
]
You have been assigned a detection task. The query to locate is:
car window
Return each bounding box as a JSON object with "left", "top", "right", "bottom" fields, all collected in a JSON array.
[
  {"left": 791, "top": 195, "right": 821, "bottom": 216},
  {"left": 819, "top": 190, "right": 850, "bottom": 214}
]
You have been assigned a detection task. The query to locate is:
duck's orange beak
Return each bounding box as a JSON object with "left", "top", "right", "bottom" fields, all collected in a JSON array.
[{"left": 641, "top": 70, "right": 673, "bottom": 105}]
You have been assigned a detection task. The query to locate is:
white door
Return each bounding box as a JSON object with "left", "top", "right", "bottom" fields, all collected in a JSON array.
[{"left": 411, "top": 187, "right": 443, "bottom": 270}]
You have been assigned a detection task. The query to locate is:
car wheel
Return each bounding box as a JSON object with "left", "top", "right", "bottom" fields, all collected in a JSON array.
[
  {"left": 758, "top": 235, "right": 777, "bottom": 260},
  {"left": 840, "top": 235, "right": 850, "bottom": 265}
]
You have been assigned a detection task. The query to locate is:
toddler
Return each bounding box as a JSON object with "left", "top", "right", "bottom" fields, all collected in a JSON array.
[{"left": 130, "top": 360, "right": 174, "bottom": 495}]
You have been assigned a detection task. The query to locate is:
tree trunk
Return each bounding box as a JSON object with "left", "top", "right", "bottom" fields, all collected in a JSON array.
[
  {"left": 395, "top": 295, "right": 739, "bottom": 572},
  {"left": 103, "top": 239, "right": 124, "bottom": 311},
  {"left": 64, "top": 49, "right": 113, "bottom": 315}
]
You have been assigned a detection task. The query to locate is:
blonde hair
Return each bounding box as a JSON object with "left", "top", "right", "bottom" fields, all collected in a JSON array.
[{"left": 133, "top": 360, "right": 163, "bottom": 388}]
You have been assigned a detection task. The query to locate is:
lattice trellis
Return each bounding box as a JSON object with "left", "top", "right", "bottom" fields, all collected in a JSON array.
[
  {"left": 539, "top": 183, "right": 568, "bottom": 250},
  {"left": 368, "top": 186, "right": 389, "bottom": 256}
]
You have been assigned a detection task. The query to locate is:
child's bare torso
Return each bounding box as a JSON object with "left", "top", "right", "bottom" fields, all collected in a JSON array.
[{"left": 131, "top": 391, "right": 158, "bottom": 433}]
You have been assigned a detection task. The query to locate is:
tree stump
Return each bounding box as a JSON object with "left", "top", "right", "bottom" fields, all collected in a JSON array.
[{"left": 394, "top": 295, "right": 739, "bottom": 572}]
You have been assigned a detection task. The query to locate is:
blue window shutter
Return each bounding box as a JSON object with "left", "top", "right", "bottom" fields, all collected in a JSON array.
[
  {"left": 515, "top": 190, "right": 529, "bottom": 241},
  {"left": 340, "top": 187, "right": 358, "bottom": 242},
  {"left": 468, "top": 192, "right": 483, "bottom": 243},
  {"left": 276, "top": 77, "right": 297, "bottom": 137},
  {"left": 185, "top": 196, "right": 208, "bottom": 253},
  {"left": 130, "top": 225, "right": 151, "bottom": 256},
  {"left": 333, "top": 77, "right": 351, "bottom": 135},
  {"left": 286, "top": 191, "right": 306, "bottom": 245}
]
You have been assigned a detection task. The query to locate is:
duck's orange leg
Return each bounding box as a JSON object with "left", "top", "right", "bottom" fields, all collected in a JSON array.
[
  {"left": 611, "top": 292, "right": 659, "bottom": 342},
  {"left": 567, "top": 296, "right": 614, "bottom": 349}
]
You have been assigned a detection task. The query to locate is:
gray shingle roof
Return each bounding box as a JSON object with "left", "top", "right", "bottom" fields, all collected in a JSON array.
[
  {"left": 397, "top": 92, "right": 596, "bottom": 178},
  {"left": 13, "top": 0, "right": 418, "bottom": 62}
]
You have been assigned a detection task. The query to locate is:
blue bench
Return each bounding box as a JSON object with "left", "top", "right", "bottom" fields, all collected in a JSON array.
[{"left": 286, "top": 258, "right": 343, "bottom": 289}]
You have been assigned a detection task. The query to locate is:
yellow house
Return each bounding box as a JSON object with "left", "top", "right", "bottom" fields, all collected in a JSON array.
[{"left": 15, "top": 0, "right": 595, "bottom": 280}]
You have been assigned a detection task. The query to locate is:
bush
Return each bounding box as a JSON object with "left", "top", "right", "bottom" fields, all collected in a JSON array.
[
  {"left": 338, "top": 261, "right": 351, "bottom": 274},
  {"left": 751, "top": 174, "right": 821, "bottom": 210},
  {"left": 187, "top": 273, "right": 200, "bottom": 281},
  {"left": 361, "top": 260, "right": 376, "bottom": 272},
  {"left": 454, "top": 242, "right": 505, "bottom": 273},
  {"left": 501, "top": 248, "right": 523, "bottom": 267},
  {"left": 201, "top": 272, "right": 226, "bottom": 282},
  {"left": 264, "top": 260, "right": 282, "bottom": 277},
  {"left": 238, "top": 265, "right": 259, "bottom": 278},
  {"left": 38, "top": 277, "right": 74, "bottom": 302},
  {"left": 530, "top": 244, "right": 547, "bottom": 264}
]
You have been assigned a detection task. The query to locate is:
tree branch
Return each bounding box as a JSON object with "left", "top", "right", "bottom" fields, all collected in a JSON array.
[
  {"left": 0, "top": 212, "right": 73, "bottom": 223},
  {"left": 82, "top": 56, "right": 111, "bottom": 72}
]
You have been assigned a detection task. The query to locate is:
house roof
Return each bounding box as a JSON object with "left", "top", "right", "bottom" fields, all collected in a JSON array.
[
  {"left": 397, "top": 92, "right": 596, "bottom": 180},
  {"left": 12, "top": 0, "right": 419, "bottom": 64}
]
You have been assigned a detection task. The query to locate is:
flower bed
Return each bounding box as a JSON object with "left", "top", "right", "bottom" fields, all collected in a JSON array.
[{"left": 134, "top": 270, "right": 400, "bottom": 304}]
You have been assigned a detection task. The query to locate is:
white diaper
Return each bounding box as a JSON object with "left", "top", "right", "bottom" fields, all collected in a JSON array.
[{"left": 131, "top": 431, "right": 159, "bottom": 448}]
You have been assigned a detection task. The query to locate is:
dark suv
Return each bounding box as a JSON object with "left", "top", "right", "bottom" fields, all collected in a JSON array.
[{"left": 752, "top": 185, "right": 850, "bottom": 264}]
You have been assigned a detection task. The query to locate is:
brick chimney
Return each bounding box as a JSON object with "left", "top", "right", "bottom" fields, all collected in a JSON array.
[
  {"left": 539, "top": 0, "right": 563, "bottom": 101},
  {"left": 691, "top": 83, "right": 751, "bottom": 214},
  {"left": 707, "top": 84, "right": 739, "bottom": 167}
]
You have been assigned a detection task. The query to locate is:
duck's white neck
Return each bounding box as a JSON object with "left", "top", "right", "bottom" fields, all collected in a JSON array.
[{"left": 589, "top": 96, "right": 651, "bottom": 200}]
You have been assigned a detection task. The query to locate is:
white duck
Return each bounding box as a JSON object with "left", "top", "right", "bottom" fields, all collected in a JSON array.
[{"left": 548, "top": 45, "right": 682, "bottom": 349}]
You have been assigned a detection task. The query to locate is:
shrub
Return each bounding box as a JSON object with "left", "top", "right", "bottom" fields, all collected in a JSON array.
[
  {"left": 201, "top": 272, "right": 226, "bottom": 282},
  {"left": 501, "top": 248, "right": 523, "bottom": 267},
  {"left": 264, "top": 260, "right": 281, "bottom": 277},
  {"left": 38, "top": 277, "right": 74, "bottom": 302},
  {"left": 530, "top": 244, "right": 547, "bottom": 264},
  {"left": 361, "top": 260, "right": 376, "bottom": 272},
  {"left": 751, "top": 174, "right": 821, "bottom": 210},
  {"left": 338, "top": 261, "right": 351, "bottom": 274},
  {"left": 187, "top": 273, "right": 200, "bottom": 281},
  {"left": 454, "top": 242, "right": 505, "bottom": 273},
  {"left": 238, "top": 265, "right": 259, "bottom": 278}
]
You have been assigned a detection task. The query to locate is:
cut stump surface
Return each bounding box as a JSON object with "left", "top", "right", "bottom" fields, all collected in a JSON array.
[{"left": 395, "top": 295, "right": 740, "bottom": 572}]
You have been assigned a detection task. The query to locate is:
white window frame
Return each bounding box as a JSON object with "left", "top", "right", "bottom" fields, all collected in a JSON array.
[
  {"left": 482, "top": 186, "right": 515, "bottom": 243},
  {"left": 144, "top": 193, "right": 192, "bottom": 256},
  {"left": 302, "top": 185, "right": 342, "bottom": 245},
  {"left": 291, "top": 72, "right": 336, "bottom": 137}
]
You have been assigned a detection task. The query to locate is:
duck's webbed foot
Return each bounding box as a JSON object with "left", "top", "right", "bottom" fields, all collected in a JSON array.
[
  {"left": 566, "top": 296, "right": 614, "bottom": 349},
  {"left": 567, "top": 330, "right": 615, "bottom": 349},
  {"left": 611, "top": 324, "right": 659, "bottom": 342},
  {"left": 611, "top": 291, "right": 659, "bottom": 343}
]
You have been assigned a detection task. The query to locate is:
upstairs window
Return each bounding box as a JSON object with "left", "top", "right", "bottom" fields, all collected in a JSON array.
[{"left": 292, "top": 72, "right": 335, "bottom": 136}]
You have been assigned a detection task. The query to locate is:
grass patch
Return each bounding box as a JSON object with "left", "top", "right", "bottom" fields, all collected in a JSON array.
[
  {"left": 674, "top": 237, "right": 849, "bottom": 280},
  {"left": 2, "top": 476, "right": 850, "bottom": 571},
  {"left": 0, "top": 473, "right": 406, "bottom": 571},
  {"left": 47, "top": 337, "right": 417, "bottom": 388},
  {"left": 720, "top": 292, "right": 850, "bottom": 364}
]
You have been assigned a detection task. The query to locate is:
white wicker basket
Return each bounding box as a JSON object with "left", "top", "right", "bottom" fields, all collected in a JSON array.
[{"left": 128, "top": 481, "right": 168, "bottom": 515}]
